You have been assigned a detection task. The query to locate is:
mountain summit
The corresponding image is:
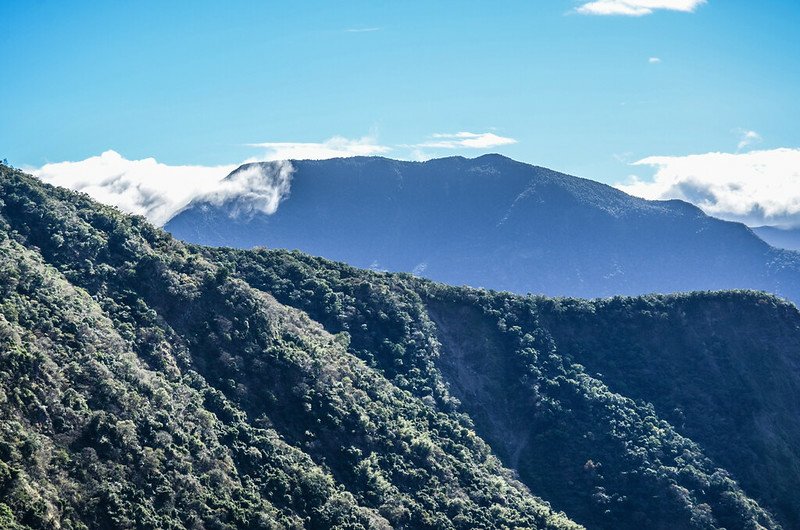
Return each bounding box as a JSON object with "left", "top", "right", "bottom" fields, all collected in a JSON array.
[{"left": 167, "top": 155, "right": 800, "bottom": 303}]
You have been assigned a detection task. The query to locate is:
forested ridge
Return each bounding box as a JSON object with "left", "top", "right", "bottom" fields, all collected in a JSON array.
[{"left": 1, "top": 163, "right": 798, "bottom": 529}]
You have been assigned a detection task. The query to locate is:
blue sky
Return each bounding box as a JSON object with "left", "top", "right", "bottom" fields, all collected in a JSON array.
[{"left": 2, "top": 1, "right": 800, "bottom": 226}]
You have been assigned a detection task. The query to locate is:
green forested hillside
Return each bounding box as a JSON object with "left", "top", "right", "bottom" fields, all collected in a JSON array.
[{"left": 1, "top": 163, "right": 798, "bottom": 529}]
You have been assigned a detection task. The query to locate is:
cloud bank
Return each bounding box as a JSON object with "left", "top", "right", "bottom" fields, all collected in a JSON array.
[
  {"left": 29, "top": 150, "right": 293, "bottom": 226},
  {"left": 617, "top": 148, "right": 800, "bottom": 227},
  {"left": 576, "top": 0, "right": 706, "bottom": 16}
]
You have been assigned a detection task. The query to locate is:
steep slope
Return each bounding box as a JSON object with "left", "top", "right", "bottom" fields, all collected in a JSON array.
[
  {"left": 214, "top": 249, "right": 799, "bottom": 529},
  {"left": 0, "top": 165, "right": 578, "bottom": 529},
  {"left": 534, "top": 293, "right": 800, "bottom": 528},
  {"left": 2, "top": 163, "right": 798, "bottom": 529},
  {"left": 166, "top": 155, "right": 800, "bottom": 304}
]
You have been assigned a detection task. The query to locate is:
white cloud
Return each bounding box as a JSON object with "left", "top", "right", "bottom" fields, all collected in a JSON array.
[
  {"left": 616, "top": 148, "right": 800, "bottom": 227},
  {"left": 28, "top": 150, "right": 293, "bottom": 226},
  {"left": 736, "top": 129, "right": 762, "bottom": 150},
  {"left": 648, "top": 57, "right": 662, "bottom": 64},
  {"left": 415, "top": 132, "right": 517, "bottom": 150},
  {"left": 30, "top": 151, "right": 237, "bottom": 226},
  {"left": 576, "top": 0, "right": 706, "bottom": 16},
  {"left": 247, "top": 135, "right": 391, "bottom": 160}
]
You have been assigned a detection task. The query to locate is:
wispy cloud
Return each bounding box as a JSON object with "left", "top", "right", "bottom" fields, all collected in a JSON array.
[
  {"left": 195, "top": 162, "right": 295, "bottom": 220},
  {"left": 247, "top": 135, "right": 391, "bottom": 160},
  {"left": 414, "top": 132, "right": 518, "bottom": 150},
  {"left": 736, "top": 129, "right": 762, "bottom": 151},
  {"left": 345, "top": 27, "right": 381, "bottom": 33},
  {"left": 616, "top": 148, "right": 800, "bottom": 227},
  {"left": 648, "top": 57, "right": 662, "bottom": 64},
  {"left": 576, "top": 0, "right": 706, "bottom": 16}
]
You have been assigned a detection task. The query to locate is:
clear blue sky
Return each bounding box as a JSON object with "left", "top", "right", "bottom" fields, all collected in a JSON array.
[{"left": 1, "top": 0, "right": 799, "bottom": 184}]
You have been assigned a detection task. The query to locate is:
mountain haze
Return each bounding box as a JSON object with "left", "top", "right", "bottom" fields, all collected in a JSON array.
[
  {"left": 167, "top": 155, "right": 800, "bottom": 304},
  {"left": 2, "top": 164, "right": 800, "bottom": 528},
  {"left": 753, "top": 225, "right": 800, "bottom": 252}
]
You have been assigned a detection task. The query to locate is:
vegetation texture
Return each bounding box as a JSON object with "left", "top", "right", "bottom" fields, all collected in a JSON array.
[{"left": 1, "top": 164, "right": 799, "bottom": 529}]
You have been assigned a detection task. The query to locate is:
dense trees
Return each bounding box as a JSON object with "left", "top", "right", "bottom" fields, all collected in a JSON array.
[
  {"left": 0, "top": 165, "right": 577, "bottom": 529},
  {"left": 1, "top": 163, "right": 797, "bottom": 529},
  {"left": 215, "top": 248, "right": 788, "bottom": 529}
]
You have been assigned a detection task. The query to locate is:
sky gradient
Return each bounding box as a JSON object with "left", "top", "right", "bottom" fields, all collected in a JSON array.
[{"left": 2, "top": 1, "right": 799, "bottom": 226}]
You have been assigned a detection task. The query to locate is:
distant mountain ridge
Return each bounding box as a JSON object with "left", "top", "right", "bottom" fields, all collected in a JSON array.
[
  {"left": 167, "top": 155, "right": 800, "bottom": 304},
  {"left": 753, "top": 225, "right": 800, "bottom": 252}
]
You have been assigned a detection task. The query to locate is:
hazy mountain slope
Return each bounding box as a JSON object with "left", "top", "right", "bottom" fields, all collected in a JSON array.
[
  {"left": 167, "top": 155, "right": 800, "bottom": 303},
  {"left": 1, "top": 163, "right": 796, "bottom": 529},
  {"left": 753, "top": 225, "right": 800, "bottom": 252}
]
